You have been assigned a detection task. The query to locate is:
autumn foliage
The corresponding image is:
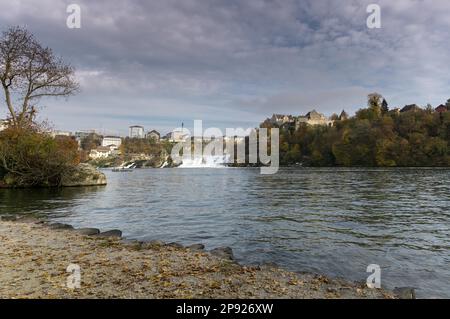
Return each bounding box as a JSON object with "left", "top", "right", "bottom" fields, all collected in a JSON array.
[
  {"left": 270, "top": 97, "right": 450, "bottom": 167},
  {"left": 0, "top": 124, "right": 80, "bottom": 187}
]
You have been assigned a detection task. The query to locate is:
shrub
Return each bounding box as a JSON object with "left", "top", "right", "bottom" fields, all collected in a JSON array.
[{"left": 0, "top": 125, "right": 80, "bottom": 187}]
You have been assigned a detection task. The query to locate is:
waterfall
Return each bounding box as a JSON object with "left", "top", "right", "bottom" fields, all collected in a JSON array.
[{"left": 179, "top": 154, "right": 230, "bottom": 168}]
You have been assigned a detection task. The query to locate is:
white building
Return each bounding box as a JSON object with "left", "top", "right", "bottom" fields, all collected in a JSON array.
[
  {"left": 102, "top": 136, "right": 122, "bottom": 149},
  {"left": 50, "top": 130, "right": 72, "bottom": 138},
  {"left": 167, "top": 128, "right": 189, "bottom": 142},
  {"left": 129, "top": 125, "right": 145, "bottom": 139}
]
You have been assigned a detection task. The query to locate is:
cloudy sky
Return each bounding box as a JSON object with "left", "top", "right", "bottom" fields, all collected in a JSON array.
[{"left": 1, "top": 0, "right": 450, "bottom": 135}]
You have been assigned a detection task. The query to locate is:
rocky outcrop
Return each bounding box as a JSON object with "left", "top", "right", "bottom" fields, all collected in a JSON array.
[{"left": 60, "top": 164, "right": 107, "bottom": 187}]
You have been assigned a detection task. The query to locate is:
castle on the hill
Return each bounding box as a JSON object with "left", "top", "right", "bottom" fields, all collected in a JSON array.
[{"left": 266, "top": 109, "right": 348, "bottom": 129}]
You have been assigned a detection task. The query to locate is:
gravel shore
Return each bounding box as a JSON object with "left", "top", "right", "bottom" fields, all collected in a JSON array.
[{"left": 0, "top": 219, "right": 394, "bottom": 299}]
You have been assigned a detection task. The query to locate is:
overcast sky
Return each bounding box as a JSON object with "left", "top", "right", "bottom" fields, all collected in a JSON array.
[{"left": 1, "top": 0, "right": 450, "bottom": 135}]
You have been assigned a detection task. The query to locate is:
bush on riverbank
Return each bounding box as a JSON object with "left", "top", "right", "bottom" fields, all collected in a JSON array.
[{"left": 0, "top": 125, "right": 80, "bottom": 187}]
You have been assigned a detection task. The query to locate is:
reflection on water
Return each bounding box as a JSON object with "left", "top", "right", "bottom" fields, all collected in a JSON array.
[
  {"left": 0, "top": 186, "right": 105, "bottom": 218},
  {"left": 0, "top": 168, "right": 449, "bottom": 298}
]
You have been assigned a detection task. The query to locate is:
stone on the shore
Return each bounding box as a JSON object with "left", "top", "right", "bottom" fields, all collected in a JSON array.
[
  {"left": 95, "top": 229, "right": 122, "bottom": 238},
  {"left": 49, "top": 223, "right": 74, "bottom": 230},
  {"left": 167, "top": 242, "right": 184, "bottom": 249},
  {"left": 187, "top": 244, "right": 205, "bottom": 251},
  {"left": 210, "top": 246, "right": 235, "bottom": 261},
  {"left": 75, "top": 228, "right": 100, "bottom": 236},
  {"left": 393, "top": 287, "right": 416, "bottom": 299},
  {"left": 60, "top": 163, "right": 107, "bottom": 187}
]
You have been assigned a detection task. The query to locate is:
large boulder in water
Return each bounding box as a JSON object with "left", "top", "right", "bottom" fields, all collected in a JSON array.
[{"left": 61, "top": 164, "right": 107, "bottom": 187}]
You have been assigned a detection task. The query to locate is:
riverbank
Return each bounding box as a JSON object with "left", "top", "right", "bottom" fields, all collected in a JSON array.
[
  {"left": 0, "top": 218, "right": 395, "bottom": 299},
  {"left": 0, "top": 164, "right": 107, "bottom": 188}
]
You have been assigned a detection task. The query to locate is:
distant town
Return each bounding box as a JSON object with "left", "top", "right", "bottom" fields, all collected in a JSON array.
[{"left": 1, "top": 102, "right": 449, "bottom": 162}]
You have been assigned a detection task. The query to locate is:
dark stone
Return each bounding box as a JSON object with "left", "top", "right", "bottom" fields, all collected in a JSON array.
[
  {"left": 393, "top": 287, "right": 416, "bottom": 299},
  {"left": 75, "top": 228, "right": 100, "bottom": 236},
  {"left": 49, "top": 223, "right": 74, "bottom": 230},
  {"left": 210, "top": 246, "right": 235, "bottom": 261},
  {"left": 95, "top": 229, "right": 122, "bottom": 238},
  {"left": 187, "top": 243, "right": 205, "bottom": 251},
  {"left": 167, "top": 242, "right": 184, "bottom": 248}
]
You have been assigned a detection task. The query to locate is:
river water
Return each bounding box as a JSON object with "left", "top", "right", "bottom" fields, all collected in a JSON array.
[{"left": 0, "top": 167, "right": 449, "bottom": 298}]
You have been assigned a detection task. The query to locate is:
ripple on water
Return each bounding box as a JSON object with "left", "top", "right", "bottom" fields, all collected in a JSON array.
[{"left": 0, "top": 167, "right": 449, "bottom": 298}]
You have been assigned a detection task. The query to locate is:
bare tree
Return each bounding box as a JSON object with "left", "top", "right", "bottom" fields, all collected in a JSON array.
[{"left": 0, "top": 26, "right": 79, "bottom": 126}]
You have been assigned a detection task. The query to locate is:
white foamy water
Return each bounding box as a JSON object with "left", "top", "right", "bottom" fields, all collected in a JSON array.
[{"left": 179, "top": 154, "right": 230, "bottom": 168}]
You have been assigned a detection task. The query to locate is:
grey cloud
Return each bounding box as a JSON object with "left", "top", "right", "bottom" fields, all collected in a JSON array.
[{"left": 1, "top": 0, "right": 450, "bottom": 134}]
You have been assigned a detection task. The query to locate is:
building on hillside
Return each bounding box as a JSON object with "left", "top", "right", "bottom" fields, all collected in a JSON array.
[
  {"left": 129, "top": 125, "right": 145, "bottom": 139},
  {"left": 102, "top": 136, "right": 122, "bottom": 149},
  {"left": 89, "top": 146, "right": 112, "bottom": 159},
  {"left": 296, "top": 110, "right": 333, "bottom": 128},
  {"left": 435, "top": 104, "right": 448, "bottom": 113},
  {"left": 146, "top": 130, "right": 160, "bottom": 142},
  {"left": 166, "top": 128, "right": 189, "bottom": 142},
  {"left": 270, "top": 114, "right": 295, "bottom": 126},
  {"left": 265, "top": 110, "right": 334, "bottom": 129},
  {"left": 400, "top": 104, "right": 422, "bottom": 113}
]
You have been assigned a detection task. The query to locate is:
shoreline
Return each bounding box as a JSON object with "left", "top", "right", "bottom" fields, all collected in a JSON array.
[{"left": 0, "top": 216, "right": 397, "bottom": 299}]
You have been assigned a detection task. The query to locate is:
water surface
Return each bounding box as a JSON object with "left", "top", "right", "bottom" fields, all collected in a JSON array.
[{"left": 1, "top": 168, "right": 449, "bottom": 298}]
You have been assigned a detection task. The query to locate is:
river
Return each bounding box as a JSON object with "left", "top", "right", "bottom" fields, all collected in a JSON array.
[{"left": 0, "top": 167, "right": 449, "bottom": 298}]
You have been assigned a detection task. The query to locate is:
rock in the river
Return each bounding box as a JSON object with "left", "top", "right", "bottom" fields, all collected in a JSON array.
[
  {"left": 210, "top": 247, "right": 235, "bottom": 261},
  {"left": 95, "top": 229, "right": 122, "bottom": 238},
  {"left": 60, "top": 164, "right": 107, "bottom": 187},
  {"left": 187, "top": 244, "right": 205, "bottom": 251},
  {"left": 49, "top": 223, "right": 74, "bottom": 230},
  {"left": 393, "top": 287, "right": 416, "bottom": 299},
  {"left": 75, "top": 228, "right": 100, "bottom": 236}
]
